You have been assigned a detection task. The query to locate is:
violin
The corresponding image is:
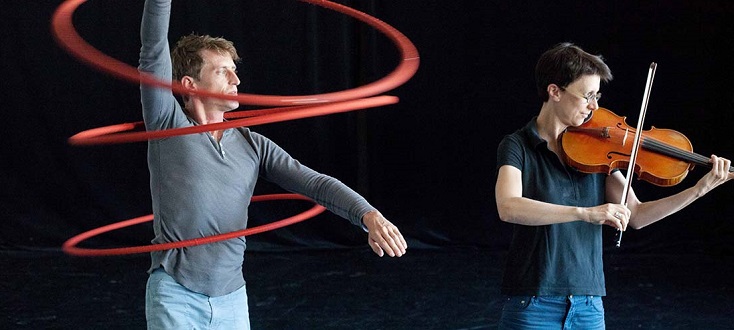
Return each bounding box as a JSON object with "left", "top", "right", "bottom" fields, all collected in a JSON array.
[{"left": 559, "top": 107, "right": 733, "bottom": 187}]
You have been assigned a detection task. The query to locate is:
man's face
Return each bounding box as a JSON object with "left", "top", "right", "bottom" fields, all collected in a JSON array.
[{"left": 192, "top": 49, "right": 241, "bottom": 112}]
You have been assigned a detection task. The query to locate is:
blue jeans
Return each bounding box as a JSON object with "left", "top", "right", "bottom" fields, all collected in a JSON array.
[
  {"left": 498, "top": 295, "right": 605, "bottom": 330},
  {"left": 145, "top": 268, "right": 251, "bottom": 330}
]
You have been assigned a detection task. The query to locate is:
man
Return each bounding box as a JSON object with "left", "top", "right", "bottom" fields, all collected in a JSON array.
[
  {"left": 139, "top": 0, "right": 407, "bottom": 328},
  {"left": 494, "top": 42, "right": 733, "bottom": 329}
]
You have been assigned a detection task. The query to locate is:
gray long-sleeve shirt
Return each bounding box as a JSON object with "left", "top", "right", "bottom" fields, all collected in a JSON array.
[{"left": 139, "top": 0, "right": 374, "bottom": 296}]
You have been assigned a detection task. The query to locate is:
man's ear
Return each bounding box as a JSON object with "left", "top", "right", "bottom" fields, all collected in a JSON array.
[
  {"left": 180, "top": 76, "right": 196, "bottom": 103},
  {"left": 181, "top": 76, "right": 197, "bottom": 92}
]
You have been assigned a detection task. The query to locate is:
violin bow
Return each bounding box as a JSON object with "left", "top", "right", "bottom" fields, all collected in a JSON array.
[{"left": 617, "top": 62, "right": 657, "bottom": 247}]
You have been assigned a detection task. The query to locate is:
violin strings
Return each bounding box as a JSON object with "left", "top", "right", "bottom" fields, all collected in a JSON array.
[
  {"left": 641, "top": 136, "right": 711, "bottom": 167},
  {"left": 610, "top": 126, "right": 729, "bottom": 171}
]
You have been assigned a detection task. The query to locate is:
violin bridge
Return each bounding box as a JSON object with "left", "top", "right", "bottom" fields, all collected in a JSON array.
[{"left": 622, "top": 128, "right": 629, "bottom": 146}]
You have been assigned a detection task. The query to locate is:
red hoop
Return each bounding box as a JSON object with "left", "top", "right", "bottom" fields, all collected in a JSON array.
[
  {"left": 51, "top": 0, "right": 419, "bottom": 106},
  {"left": 67, "top": 96, "right": 399, "bottom": 145},
  {"left": 52, "top": 0, "right": 419, "bottom": 255},
  {"left": 62, "top": 194, "right": 326, "bottom": 256}
]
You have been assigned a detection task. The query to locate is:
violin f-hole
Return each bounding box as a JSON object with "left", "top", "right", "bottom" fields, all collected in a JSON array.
[{"left": 607, "top": 151, "right": 631, "bottom": 160}]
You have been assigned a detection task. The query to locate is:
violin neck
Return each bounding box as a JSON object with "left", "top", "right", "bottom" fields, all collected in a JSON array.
[{"left": 642, "top": 138, "right": 734, "bottom": 173}]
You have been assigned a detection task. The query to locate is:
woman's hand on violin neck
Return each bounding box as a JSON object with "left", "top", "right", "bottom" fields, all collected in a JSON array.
[
  {"left": 584, "top": 204, "right": 630, "bottom": 231},
  {"left": 696, "top": 155, "right": 734, "bottom": 195}
]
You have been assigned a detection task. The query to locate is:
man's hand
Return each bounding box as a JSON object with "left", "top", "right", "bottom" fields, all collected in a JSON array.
[{"left": 362, "top": 210, "right": 407, "bottom": 257}]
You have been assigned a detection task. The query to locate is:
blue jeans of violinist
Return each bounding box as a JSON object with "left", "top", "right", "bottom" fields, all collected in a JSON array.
[{"left": 499, "top": 295, "right": 605, "bottom": 330}]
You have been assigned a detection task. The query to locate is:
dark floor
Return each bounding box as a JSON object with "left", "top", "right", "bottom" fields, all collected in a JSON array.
[{"left": 2, "top": 247, "right": 733, "bottom": 329}]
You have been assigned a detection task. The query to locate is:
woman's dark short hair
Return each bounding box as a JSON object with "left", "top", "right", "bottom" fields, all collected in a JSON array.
[{"left": 535, "top": 42, "right": 613, "bottom": 102}]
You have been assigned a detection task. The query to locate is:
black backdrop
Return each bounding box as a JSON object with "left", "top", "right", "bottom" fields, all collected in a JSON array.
[{"left": 3, "top": 0, "right": 734, "bottom": 255}]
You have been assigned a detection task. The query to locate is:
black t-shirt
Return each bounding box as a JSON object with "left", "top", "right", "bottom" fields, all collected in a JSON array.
[{"left": 496, "top": 118, "right": 607, "bottom": 296}]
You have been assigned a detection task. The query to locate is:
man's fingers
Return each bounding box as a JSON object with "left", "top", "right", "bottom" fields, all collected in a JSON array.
[{"left": 368, "top": 239, "right": 384, "bottom": 257}]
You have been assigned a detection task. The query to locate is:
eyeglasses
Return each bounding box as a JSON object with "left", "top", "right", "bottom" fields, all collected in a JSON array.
[{"left": 560, "top": 87, "right": 602, "bottom": 104}]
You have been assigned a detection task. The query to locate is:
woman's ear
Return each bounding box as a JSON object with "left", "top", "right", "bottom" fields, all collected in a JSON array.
[{"left": 548, "top": 84, "right": 562, "bottom": 102}]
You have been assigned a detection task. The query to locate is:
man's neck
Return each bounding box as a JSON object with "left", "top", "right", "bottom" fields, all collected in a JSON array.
[
  {"left": 185, "top": 102, "right": 225, "bottom": 125},
  {"left": 185, "top": 103, "right": 226, "bottom": 141}
]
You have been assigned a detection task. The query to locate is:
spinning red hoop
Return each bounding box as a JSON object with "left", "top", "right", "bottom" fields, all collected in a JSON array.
[{"left": 52, "top": 0, "right": 419, "bottom": 256}]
